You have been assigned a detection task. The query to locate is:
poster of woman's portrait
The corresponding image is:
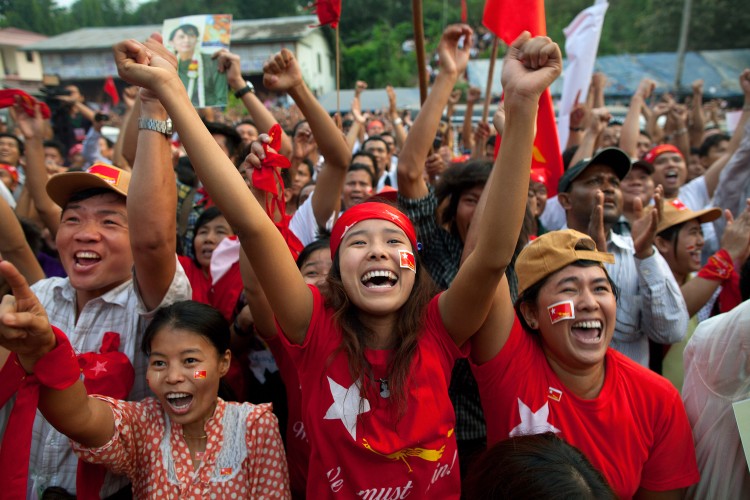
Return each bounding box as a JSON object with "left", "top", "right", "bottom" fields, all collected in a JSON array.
[{"left": 163, "top": 14, "right": 233, "bottom": 109}]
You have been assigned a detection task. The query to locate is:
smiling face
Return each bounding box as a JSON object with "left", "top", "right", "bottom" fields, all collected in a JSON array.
[
  {"left": 0, "top": 136, "right": 21, "bottom": 166},
  {"left": 193, "top": 215, "right": 233, "bottom": 270},
  {"left": 56, "top": 193, "right": 133, "bottom": 304},
  {"left": 364, "top": 139, "right": 389, "bottom": 178},
  {"left": 147, "top": 326, "right": 230, "bottom": 433},
  {"left": 171, "top": 28, "right": 198, "bottom": 59},
  {"left": 300, "top": 248, "right": 332, "bottom": 287},
  {"left": 656, "top": 220, "right": 704, "bottom": 282},
  {"left": 620, "top": 166, "right": 654, "bottom": 212},
  {"left": 338, "top": 219, "right": 416, "bottom": 317},
  {"left": 522, "top": 264, "right": 616, "bottom": 370},
  {"left": 651, "top": 152, "right": 686, "bottom": 199}
]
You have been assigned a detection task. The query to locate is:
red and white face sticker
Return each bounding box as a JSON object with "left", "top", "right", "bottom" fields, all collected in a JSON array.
[
  {"left": 194, "top": 370, "right": 207, "bottom": 379},
  {"left": 547, "top": 300, "right": 575, "bottom": 324},
  {"left": 399, "top": 249, "right": 416, "bottom": 273}
]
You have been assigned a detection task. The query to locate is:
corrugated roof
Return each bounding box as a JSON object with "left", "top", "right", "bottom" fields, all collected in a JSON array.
[
  {"left": 467, "top": 49, "right": 750, "bottom": 100},
  {"left": 0, "top": 27, "right": 48, "bottom": 47},
  {"left": 22, "top": 15, "right": 319, "bottom": 52}
]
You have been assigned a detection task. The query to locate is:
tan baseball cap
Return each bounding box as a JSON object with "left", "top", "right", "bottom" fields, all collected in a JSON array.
[
  {"left": 516, "top": 229, "right": 615, "bottom": 298},
  {"left": 656, "top": 198, "right": 722, "bottom": 234},
  {"left": 46, "top": 163, "right": 130, "bottom": 208}
]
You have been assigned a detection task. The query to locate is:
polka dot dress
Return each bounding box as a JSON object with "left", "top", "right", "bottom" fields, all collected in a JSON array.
[{"left": 72, "top": 396, "right": 290, "bottom": 499}]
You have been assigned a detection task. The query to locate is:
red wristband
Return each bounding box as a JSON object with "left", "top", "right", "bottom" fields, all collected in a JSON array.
[
  {"left": 33, "top": 326, "right": 81, "bottom": 390},
  {"left": 696, "top": 248, "right": 734, "bottom": 282}
]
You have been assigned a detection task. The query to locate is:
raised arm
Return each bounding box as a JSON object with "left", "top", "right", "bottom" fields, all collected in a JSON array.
[
  {"left": 621, "top": 79, "right": 655, "bottom": 158},
  {"left": 216, "top": 49, "right": 292, "bottom": 159},
  {"left": 111, "top": 86, "right": 138, "bottom": 170},
  {"left": 688, "top": 80, "right": 705, "bottom": 149},
  {"left": 439, "top": 32, "right": 562, "bottom": 346},
  {"left": 264, "top": 49, "right": 350, "bottom": 227},
  {"left": 397, "top": 26, "right": 471, "bottom": 199},
  {"left": 386, "top": 85, "right": 407, "bottom": 149},
  {"left": 0, "top": 195, "right": 44, "bottom": 286},
  {"left": 12, "top": 102, "right": 62, "bottom": 236},
  {"left": 0, "top": 260, "right": 114, "bottom": 448},
  {"left": 114, "top": 36, "right": 312, "bottom": 343},
  {"left": 702, "top": 69, "right": 750, "bottom": 199}
]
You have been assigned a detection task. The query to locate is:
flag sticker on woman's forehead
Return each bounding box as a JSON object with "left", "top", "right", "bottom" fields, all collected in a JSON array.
[
  {"left": 194, "top": 370, "right": 207, "bottom": 379},
  {"left": 547, "top": 300, "right": 575, "bottom": 324},
  {"left": 399, "top": 250, "right": 416, "bottom": 272}
]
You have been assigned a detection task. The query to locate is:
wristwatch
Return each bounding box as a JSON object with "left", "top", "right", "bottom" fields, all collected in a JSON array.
[
  {"left": 234, "top": 81, "right": 255, "bottom": 99},
  {"left": 138, "top": 117, "right": 173, "bottom": 136}
]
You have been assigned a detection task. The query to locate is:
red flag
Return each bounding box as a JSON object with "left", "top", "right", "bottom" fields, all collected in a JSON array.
[
  {"left": 309, "top": 0, "right": 342, "bottom": 28},
  {"left": 461, "top": 0, "right": 468, "bottom": 23},
  {"left": 547, "top": 300, "right": 575, "bottom": 324},
  {"left": 103, "top": 76, "right": 119, "bottom": 106},
  {"left": 484, "top": 0, "right": 563, "bottom": 196}
]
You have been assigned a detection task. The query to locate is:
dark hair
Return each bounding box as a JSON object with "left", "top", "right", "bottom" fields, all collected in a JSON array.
[
  {"left": 698, "top": 133, "right": 730, "bottom": 158},
  {"left": 323, "top": 244, "right": 438, "bottom": 415},
  {"left": 0, "top": 133, "right": 23, "bottom": 156},
  {"left": 43, "top": 139, "right": 66, "bottom": 160},
  {"left": 740, "top": 258, "right": 750, "bottom": 302},
  {"left": 141, "top": 300, "right": 230, "bottom": 357},
  {"left": 192, "top": 206, "right": 229, "bottom": 267},
  {"left": 296, "top": 238, "right": 330, "bottom": 269},
  {"left": 362, "top": 135, "right": 388, "bottom": 153},
  {"left": 298, "top": 158, "right": 315, "bottom": 180},
  {"left": 347, "top": 163, "right": 376, "bottom": 188},
  {"left": 292, "top": 120, "right": 309, "bottom": 137},
  {"left": 434, "top": 160, "right": 492, "bottom": 238},
  {"left": 236, "top": 118, "right": 257, "bottom": 128},
  {"left": 66, "top": 187, "right": 124, "bottom": 207},
  {"left": 514, "top": 261, "right": 619, "bottom": 334},
  {"left": 351, "top": 150, "right": 377, "bottom": 177},
  {"left": 656, "top": 220, "right": 688, "bottom": 257},
  {"left": 463, "top": 433, "right": 616, "bottom": 500},
  {"left": 169, "top": 23, "right": 199, "bottom": 41}
]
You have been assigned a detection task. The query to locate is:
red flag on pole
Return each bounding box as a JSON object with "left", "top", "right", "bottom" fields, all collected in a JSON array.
[
  {"left": 309, "top": 0, "right": 342, "bottom": 28},
  {"left": 103, "top": 76, "right": 119, "bottom": 106},
  {"left": 461, "top": 0, "right": 468, "bottom": 23},
  {"left": 483, "top": 0, "right": 564, "bottom": 197}
]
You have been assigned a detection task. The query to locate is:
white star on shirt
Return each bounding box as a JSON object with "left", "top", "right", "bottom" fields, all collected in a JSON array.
[
  {"left": 90, "top": 360, "right": 108, "bottom": 376},
  {"left": 324, "top": 377, "right": 371, "bottom": 441},
  {"left": 509, "top": 398, "right": 560, "bottom": 437}
]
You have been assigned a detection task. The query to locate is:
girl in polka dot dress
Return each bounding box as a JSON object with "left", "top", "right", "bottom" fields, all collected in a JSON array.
[{"left": 0, "top": 266, "right": 290, "bottom": 499}]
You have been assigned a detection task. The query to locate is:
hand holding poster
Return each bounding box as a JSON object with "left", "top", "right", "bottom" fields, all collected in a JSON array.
[{"left": 163, "top": 14, "right": 232, "bottom": 109}]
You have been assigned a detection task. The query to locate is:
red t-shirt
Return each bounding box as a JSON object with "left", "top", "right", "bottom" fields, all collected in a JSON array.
[
  {"left": 279, "top": 286, "right": 465, "bottom": 499},
  {"left": 472, "top": 317, "right": 700, "bottom": 498},
  {"left": 266, "top": 334, "right": 309, "bottom": 498},
  {"left": 177, "top": 255, "right": 243, "bottom": 322}
]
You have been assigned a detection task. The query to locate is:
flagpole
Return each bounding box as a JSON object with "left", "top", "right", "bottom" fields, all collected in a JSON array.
[
  {"left": 482, "top": 37, "right": 499, "bottom": 123},
  {"left": 336, "top": 25, "right": 341, "bottom": 126},
  {"left": 412, "top": 0, "right": 428, "bottom": 105}
]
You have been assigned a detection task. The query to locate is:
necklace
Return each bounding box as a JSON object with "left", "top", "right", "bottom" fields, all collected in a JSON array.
[
  {"left": 182, "top": 431, "right": 208, "bottom": 439},
  {"left": 376, "top": 378, "right": 390, "bottom": 399}
]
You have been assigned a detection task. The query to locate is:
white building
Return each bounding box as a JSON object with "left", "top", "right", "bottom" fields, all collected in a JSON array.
[
  {"left": 22, "top": 15, "right": 335, "bottom": 100},
  {"left": 0, "top": 27, "right": 47, "bottom": 93}
]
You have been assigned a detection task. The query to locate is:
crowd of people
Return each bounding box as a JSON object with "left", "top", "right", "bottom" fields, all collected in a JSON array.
[{"left": 0, "top": 21, "right": 749, "bottom": 500}]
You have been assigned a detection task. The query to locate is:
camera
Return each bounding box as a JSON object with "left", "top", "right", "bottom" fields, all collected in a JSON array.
[{"left": 95, "top": 112, "right": 110, "bottom": 122}]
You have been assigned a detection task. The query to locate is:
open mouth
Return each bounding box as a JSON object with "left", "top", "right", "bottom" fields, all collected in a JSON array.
[
  {"left": 74, "top": 251, "right": 101, "bottom": 268},
  {"left": 165, "top": 392, "right": 194, "bottom": 414},
  {"left": 664, "top": 170, "right": 679, "bottom": 181},
  {"left": 360, "top": 270, "right": 398, "bottom": 289},
  {"left": 571, "top": 320, "right": 603, "bottom": 344}
]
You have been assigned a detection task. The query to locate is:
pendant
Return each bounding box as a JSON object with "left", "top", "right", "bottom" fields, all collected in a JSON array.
[{"left": 377, "top": 378, "right": 390, "bottom": 399}]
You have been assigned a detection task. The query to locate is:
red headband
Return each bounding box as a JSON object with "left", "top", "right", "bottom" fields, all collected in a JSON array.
[
  {"left": 0, "top": 163, "right": 18, "bottom": 183},
  {"left": 643, "top": 144, "right": 683, "bottom": 164},
  {"left": 330, "top": 202, "right": 418, "bottom": 258}
]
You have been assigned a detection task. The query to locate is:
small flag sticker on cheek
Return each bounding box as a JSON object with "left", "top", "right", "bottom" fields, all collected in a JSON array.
[
  {"left": 399, "top": 250, "right": 416, "bottom": 272},
  {"left": 547, "top": 300, "right": 575, "bottom": 324},
  {"left": 194, "top": 370, "right": 207, "bottom": 379}
]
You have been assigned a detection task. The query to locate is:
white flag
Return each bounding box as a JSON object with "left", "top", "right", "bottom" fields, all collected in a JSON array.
[{"left": 557, "top": 0, "right": 609, "bottom": 151}]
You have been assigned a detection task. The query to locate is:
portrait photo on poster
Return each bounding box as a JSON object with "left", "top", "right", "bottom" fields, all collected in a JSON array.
[{"left": 162, "top": 14, "right": 233, "bottom": 109}]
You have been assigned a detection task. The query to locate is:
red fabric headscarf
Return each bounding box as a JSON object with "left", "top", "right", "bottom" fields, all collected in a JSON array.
[
  {"left": 329, "top": 202, "right": 418, "bottom": 258},
  {"left": 643, "top": 144, "right": 684, "bottom": 164}
]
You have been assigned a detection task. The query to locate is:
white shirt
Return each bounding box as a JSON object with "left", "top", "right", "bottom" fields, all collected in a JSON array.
[
  {"left": 0, "top": 259, "right": 191, "bottom": 498},
  {"left": 683, "top": 299, "right": 750, "bottom": 499}
]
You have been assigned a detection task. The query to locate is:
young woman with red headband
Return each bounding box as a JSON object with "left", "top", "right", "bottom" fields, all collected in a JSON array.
[{"left": 0, "top": 27, "right": 562, "bottom": 497}]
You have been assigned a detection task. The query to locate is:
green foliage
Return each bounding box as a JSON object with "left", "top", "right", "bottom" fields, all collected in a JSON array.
[{"left": 2, "top": 0, "right": 746, "bottom": 87}]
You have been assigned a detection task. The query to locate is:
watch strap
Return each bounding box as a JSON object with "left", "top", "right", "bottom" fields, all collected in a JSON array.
[
  {"left": 234, "top": 82, "right": 254, "bottom": 99},
  {"left": 138, "top": 117, "right": 172, "bottom": 136}
]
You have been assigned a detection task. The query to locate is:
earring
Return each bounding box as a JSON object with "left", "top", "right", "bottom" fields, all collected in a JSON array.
[{"left": 528, "top": 320, "right": 538, "bottom": 329}]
